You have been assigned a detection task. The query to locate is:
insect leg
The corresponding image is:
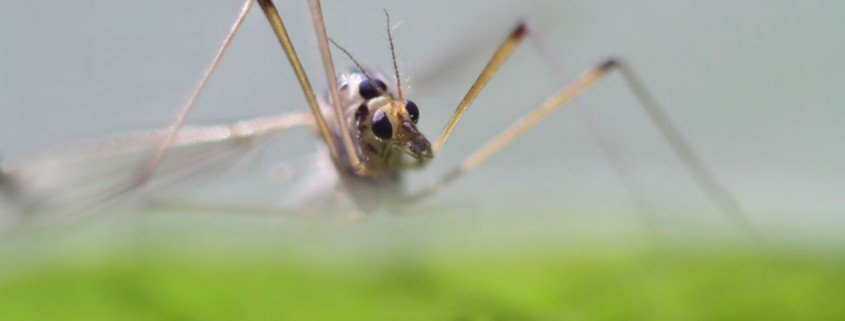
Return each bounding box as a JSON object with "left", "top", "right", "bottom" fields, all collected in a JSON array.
[
  {"left": 412, "top": 58, "right": 758, "bottom": 238},
  {"left": 523, "top": 22, "right": 657, "bottom": 233},
  {"left": 411, "top": 60, "right": 614, "bottom": 201},
  {"left": 135, "top": 0, "right": 257, "bottom": 188},
  {"left": 256, "top": 0, "right": 345, "bottom": 166},
  {"left": 431, "top": 22, "right": 530, "bottom": 154},
  {"left": 305, "top": 0, "right": 363, "bottom": 172},
  {"left": 404, "top": 19, "right": 656, "bottom": 224}
]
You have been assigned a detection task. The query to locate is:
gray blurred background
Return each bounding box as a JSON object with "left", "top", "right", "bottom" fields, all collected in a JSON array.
[{"left": 0, "top": 1, "right": 842, "bottom": 242}]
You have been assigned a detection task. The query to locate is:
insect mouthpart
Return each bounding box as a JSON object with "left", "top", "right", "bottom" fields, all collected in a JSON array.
[{"left": 398, "top": 121, "right": 433, "bottom": 162}]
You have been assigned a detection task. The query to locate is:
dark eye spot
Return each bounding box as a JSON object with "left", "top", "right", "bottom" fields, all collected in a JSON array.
[
  {"left": 405, "top": 100, "right": 419, "bottom": 123},
  {"left": 355, "top": 104, "right": 368, "bottom": 123},
  {"left": 355, "top": 104, "right": 369, "bottom": 130},
  {"left": 371, "top": 110, "right": 392, "bottom": 140},
  {"left": 359, "top": 79, "right": 388, "bottom": 99}
]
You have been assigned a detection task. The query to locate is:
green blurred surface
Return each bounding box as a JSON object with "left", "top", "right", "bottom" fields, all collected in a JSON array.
[{"left": 2, "top": 245, "right": 844, "bottom": 321}]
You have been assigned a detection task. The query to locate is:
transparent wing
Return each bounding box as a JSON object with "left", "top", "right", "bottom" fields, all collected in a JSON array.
[{"left": 0, "top": 113, "right": 312, "bottom": 214}]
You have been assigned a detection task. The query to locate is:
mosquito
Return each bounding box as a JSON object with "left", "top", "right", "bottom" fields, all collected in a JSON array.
[{"left": 0, "top": 0, "right": 757, "bottom": 237}]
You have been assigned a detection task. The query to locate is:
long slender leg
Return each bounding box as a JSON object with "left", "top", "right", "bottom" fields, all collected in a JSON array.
[
  {"left": 412, "top": 60, "right": 614, "bottom": 200},
  {"left": 432, "top": 23, "right": 529, "bottom": 153},
  {"left": 615, "top": 62, "right": 757, "bottom": 237},
  {"left": 400, "top": 20, "right": 657, "bottom": 235},
  {"left": 413, "top": 57, "right": 758, "bottom": 237},
  {"left": 256, "top": 0, "right": 344, "bottom": 165},
  {"left": 524, "top": 23, "right": 657, "bottom": 232},
  {"left": 134, "top": 0, "right": 256, "bottom": 187},
  {"left": 138, "top": 0, "right": 351, "bottom": 190},
  {"left": 20, "top": 1, "right": 353, "bottom": 219},
  {"left": 306, "top": 0, "right": 363, "bottom": 172}
]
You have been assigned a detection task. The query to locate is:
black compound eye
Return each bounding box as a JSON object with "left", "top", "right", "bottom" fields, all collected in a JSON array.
[
  {"left": 405, "top": 100, "right": 419, "bottom": 123},
  {"left": 371, "top": 110, "right": 393, "bottom": 140},
  {"left": 358, "top": 79, "right": 388, "bottom": 99}
]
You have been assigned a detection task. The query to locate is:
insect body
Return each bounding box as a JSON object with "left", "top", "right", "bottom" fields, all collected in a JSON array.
[{"left": 321, "top": 70, "right": 431, "bottom": 212}]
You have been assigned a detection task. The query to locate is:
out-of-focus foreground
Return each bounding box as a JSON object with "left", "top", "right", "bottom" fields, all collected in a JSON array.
[{"left": 1, "top": 208, "right": 844, "bottom": 320}]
